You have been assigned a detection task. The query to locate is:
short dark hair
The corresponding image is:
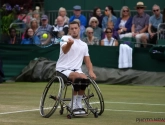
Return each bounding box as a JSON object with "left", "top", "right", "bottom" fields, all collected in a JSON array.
[
  {"left": 69, "top": 21, "right": 80, "bottom": 27},
  {"left": 105, "top": 28, "right": 113, "bottom": 33}
]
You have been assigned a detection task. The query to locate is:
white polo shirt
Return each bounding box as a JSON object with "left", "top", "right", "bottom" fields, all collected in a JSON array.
[{"left": 56, "top": 36, "right": 89, "bottom": 72}]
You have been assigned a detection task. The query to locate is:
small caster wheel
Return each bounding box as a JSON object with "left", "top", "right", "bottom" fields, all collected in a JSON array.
[
  {"left": 59, "top": 110, "right": 63, "bottom": 115},
  {"left": 67, "top": 114, "right": 72, "bottom": 119},
  {"left": 94, "top": 112, "right": 98, "bottom": 118}
]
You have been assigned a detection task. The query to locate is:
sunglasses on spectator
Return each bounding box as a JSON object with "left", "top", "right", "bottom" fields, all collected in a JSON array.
[
  {"left": 42, "top": 19, "right": 47, "bottom": 21},
  {"left": 88, "top": 32, "right": 93, "bottom": 34},
  {"left": 28, "top": 30, "right": 33, "bottom": 32},
  {"left": 137, "top": 7, "right": 144, "bottom": 9},
  {"left": 153, "top": 9, "right": 159, "bottom": 12},
  {"left": 123, "top": 10, "right": 129, "bottom": 12},
  {"left": 105, "top": 31, "right": 112, "bottom": 33},
  {"left": 105, "top": 9, "right": 109, "bottom": 11},
  {"left": 91, "top": 21, "right": 97, "bottom": 23}
]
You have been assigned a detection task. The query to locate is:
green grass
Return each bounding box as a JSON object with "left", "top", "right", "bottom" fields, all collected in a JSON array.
[{"left": 0, "top": 82, "right": 165, "bottom": 125}]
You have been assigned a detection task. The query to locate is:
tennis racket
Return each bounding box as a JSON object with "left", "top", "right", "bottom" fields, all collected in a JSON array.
[{"left": 34, "top": 30, "right": 69, "bottom": 48}]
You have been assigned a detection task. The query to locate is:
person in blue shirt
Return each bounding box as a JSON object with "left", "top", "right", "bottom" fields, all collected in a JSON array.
[
  {"left": 102, "top": 6, "right": 117, "bottom": 32},
  {"left": 114, "top": 6, "right": 132, "bottom": 39},
  {"left": 69, "top": 5, "right": 87, "bottom": 27},
  {"left": 21, "top": 28, "right": 40, "bottom": 44}
]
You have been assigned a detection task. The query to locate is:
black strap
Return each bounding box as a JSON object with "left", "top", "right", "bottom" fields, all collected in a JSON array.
[{"left": 61, "top": 69, "right": 78, "bottom": 72}]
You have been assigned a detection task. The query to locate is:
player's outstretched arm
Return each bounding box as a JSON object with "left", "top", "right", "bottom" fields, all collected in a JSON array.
[
  {"left": 62, "top": 38, "right": 74, "bottom": 54},
  {"left": 84, "top": 56, "right": 96, "bottom": 80}
]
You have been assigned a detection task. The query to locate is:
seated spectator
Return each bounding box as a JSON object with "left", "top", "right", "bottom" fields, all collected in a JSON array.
[
  {"left": 73, "top": 19, "right": 85, "bottom": 39},
  {"left": 52, "top": 16, "right": 69, "bottom": 42},
  {"left": 30, "top": 18, "right": 39, "bottom": 33},
  {"left": 17, "top": 9, "right": 31, "bottom": 27},
  {"left": 2, "top": 28, "right": 21, "bottom": 44},
  {"left": 21, "top": 28, "right": 40, "bottom": 44},
  {"left": 37, "top": 15, "right": 53, "bottom": 32},
  {"left": 124, "top": 2, "right": 150, "bottom": 48},
  {"left": 82, "top": 27, "right": 99, "bottom": 45},
  {"left": 88, "top": 17, "right": 103, "bottom": 40},
  {"left": 55, "top": 7, "right": 69, "bottom": 24},
  {"left": 141, "top": 4, "right": 162, "bottom": 46},
  {"left": 91, "top": 7, "right": 104, "bottom": 28},
  {"left": 114, "top": 6, "right": 132, "bottom": 39},
  {"left": 107, "top": 21, "right": 119, "bottom": 40},
  {"left": 69, "top": 5, "right": 87, "bottom": 27},
  {"left": 32, "top": 10, "right": 40, "bottom": 25},
  {"left": 102, "top": 6, "right": 117, "bottom": 32},
  {"left": 22, "top": 18, "right": 39, "bottom": 39},
  {"left": 101, "top": 28, "right": 118, "bottom": 46}
]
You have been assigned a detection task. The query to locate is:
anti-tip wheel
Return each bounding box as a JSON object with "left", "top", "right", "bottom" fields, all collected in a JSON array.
[{"left": 67, "top": 114, "right": 72, "bottom": 119}]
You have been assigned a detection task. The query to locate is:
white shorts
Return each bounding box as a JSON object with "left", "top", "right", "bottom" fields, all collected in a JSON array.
[{"left": 58, "top": 69, "right": 84, "bottom": 77}]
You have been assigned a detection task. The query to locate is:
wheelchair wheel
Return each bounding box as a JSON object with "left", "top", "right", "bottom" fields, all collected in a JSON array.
[
  {"left": 39, "top": 76, "right": 64, "bottom": 118},
  {"left": 83, "top": 77, "right": 104, "bottom": 116}
]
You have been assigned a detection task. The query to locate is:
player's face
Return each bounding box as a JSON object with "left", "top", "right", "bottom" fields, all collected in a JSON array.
[{"left": 69, "top": 24, "right": 80, "bottom": 38}]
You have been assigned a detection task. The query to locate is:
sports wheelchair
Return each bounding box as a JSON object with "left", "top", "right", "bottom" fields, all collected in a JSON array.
[{"left": 39, "top": 71, "right": 104, "bottom": 119}]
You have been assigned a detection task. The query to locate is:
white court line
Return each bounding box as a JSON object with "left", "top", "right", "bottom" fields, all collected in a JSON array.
[
  {"left": 1, "top": 101, "right": 165, "bottom": 115},
  {"left": 105, "top": 109, "right": 165, "bottom": 114},
  {"left": 1, "top": 108, "right": 165, "bottom": 115},
  {"left": 105, "top": 101, "right": 165, "bottom": 106}
]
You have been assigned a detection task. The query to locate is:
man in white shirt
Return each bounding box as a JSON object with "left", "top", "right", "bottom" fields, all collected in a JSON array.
[{"left": 56, "top": 21, "right": 96, "bottom": 114}]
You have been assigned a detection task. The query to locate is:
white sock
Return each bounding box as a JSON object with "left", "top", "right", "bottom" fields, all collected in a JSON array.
[
  {"left": 73, "top": 95, "right": 77, "bottom": 104},
  {"left": 76, "top": 95, "right": 83, "bottom": 108}
]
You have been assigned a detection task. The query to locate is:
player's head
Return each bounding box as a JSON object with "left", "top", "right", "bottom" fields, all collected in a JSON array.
[{"left": 69, "top": 21, "right": 80, "bottom": 38}]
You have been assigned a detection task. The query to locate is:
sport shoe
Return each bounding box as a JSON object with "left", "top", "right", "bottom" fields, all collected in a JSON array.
[
  {"left": 73, "top": 109, "right": 81, "bottom": 115},
  {"left": 80, "top": 108, "right": 86, "bottom": 114}
]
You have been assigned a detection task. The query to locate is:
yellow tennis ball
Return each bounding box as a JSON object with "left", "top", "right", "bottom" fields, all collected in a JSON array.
[{"left": 42, "top": 33, "right": 48, "bottom": 39}]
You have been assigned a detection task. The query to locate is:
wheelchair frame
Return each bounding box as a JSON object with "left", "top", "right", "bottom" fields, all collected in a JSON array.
[{"left": 39, "top": 72, "right": 104, "bottom": 119}]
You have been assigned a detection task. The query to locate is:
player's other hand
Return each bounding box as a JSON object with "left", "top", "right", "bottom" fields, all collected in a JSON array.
[
  {"left": 67, "top": 38, "right": 74, "bottom": 46},
  {"left": 89, "top": 71, "right": 96, "bottom": 80}
]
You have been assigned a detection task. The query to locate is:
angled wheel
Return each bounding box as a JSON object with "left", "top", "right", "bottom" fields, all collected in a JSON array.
[
  {"left": 39, "top": 76, "right": 64, "bottom": 118},
  {"left": 83, "top": 77, "right": 104, "bottom": 116}
]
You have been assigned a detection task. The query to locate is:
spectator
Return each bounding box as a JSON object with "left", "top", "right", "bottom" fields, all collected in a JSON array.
[
  {"left": 102, "top": 6, "right": 117, "bottom": 32},
  {"left": 32, "top": 10, "right": 40, "bottom": 25},
  {"left": 124, "top": 2, "right": 150, "bottom": 48},
  {"left": 101, "top": 28, "right": 118, "bottom": 46},
  {"left": 55, "top": 7, "right": 69, "bottom": 24},
  {"left": 21, "top": 28, "right": 40, "bottom": 44},
  {"left": 91, "top": 7, "right": 104, "bottom": 28},
  {"left": 52, "top": 16, "right": 69, "bottom": 39},
  {"left": 69, "top": 5, "right": 87, "bottom": 27},
  {"left": 141, "top": 4, "right": 162, "bottom": 45},
  {"left": 2, "top": 28, "right": 21, "bottom": 44},
  {"left": 88, "top": 17, "right": 103, "bottom": 40},
  {"left": 114, "top": 6, "right": 132, "bottom": 39},
  {"left": 82, "top": 27, "right": 99, "bottom": 45},
  {"left": 73, "top": 19, "right": 86, "bottom": 39},
  {"left": 30, "top": 18, "right": 39, "bottom": 33},
  {"left": 37, "top": 15, "right": 52, "bottom": 32},
  {"left": 22, "top": 18, "right": 39, "bottom": 39},
  {"left": 17, "top": 9, "right": 31, "bottom": 27},
  {"left": 107, "top": 21, "right": 119, "bottom": 40}
]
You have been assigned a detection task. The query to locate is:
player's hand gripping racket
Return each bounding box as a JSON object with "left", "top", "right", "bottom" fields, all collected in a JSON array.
[{"left": 34, "top": 30, "right": 68, "bottom": 48}]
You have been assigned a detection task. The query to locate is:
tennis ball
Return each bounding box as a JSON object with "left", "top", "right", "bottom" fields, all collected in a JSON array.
[{"left": 42, "top": 33, "right": 48, "bottom": 39}]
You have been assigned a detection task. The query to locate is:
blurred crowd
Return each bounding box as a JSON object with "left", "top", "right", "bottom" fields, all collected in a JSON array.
[{"left": 1, "top": 1, "right": 165, "bottom": 48}]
